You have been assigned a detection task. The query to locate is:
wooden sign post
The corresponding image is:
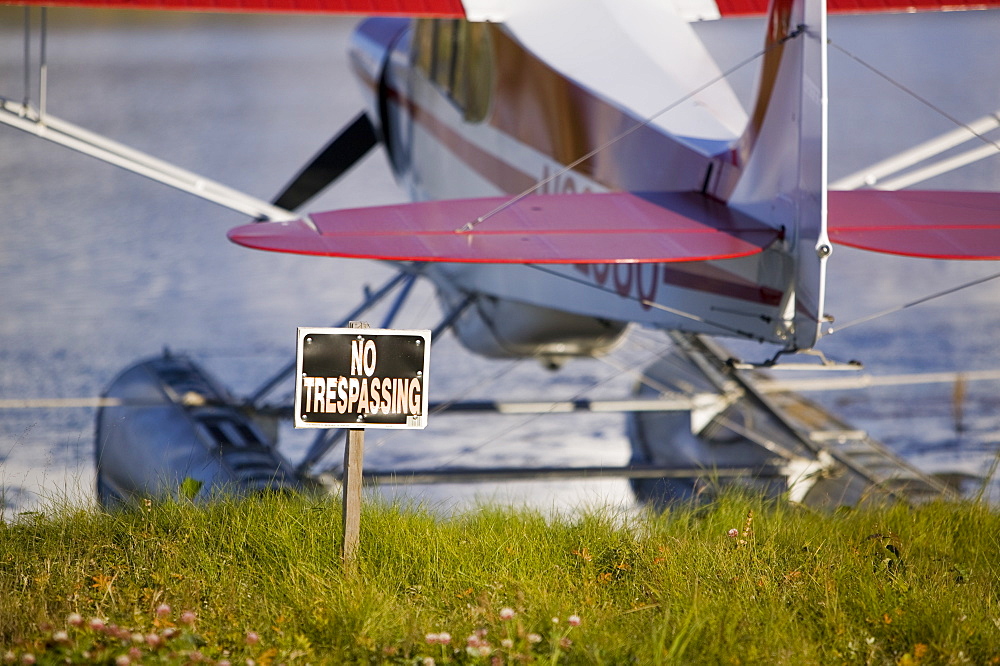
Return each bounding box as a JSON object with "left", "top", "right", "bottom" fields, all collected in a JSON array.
[
  {"left": 341, "top": 429, "right": 365, "bottom": 564},
  {"left": 293, "top": 321, "right": 431, "bottom": 569},
  {"left": 341, "top": 321, "right": 367, "bottom": 568}
]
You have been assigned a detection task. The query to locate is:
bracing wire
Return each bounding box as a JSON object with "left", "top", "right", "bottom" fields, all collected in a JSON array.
[
  {"left": 828, "top": 39, "right": 1000, "bottom": 156},
  {"left": 821, "top": 40, "right": 1000, "bottom": 335},
  {"left": 829, "top": 268, "right": 1000, "bottom": 334}
]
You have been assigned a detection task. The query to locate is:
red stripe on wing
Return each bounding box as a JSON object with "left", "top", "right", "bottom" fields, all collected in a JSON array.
[
  {"left": 715, "top": 0, "right": 998, "bottom": 15},
  {"left": 829, "top": 190, "right": 1000, "bottom": 259},
  {"left": 2, "top": 0, "right": 465, "bottom": 15},
  {"left": 228, "top": 192, "right": 780, "bottom": 264}
]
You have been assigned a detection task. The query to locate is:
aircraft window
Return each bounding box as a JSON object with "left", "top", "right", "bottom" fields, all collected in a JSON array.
[
  {"left": 414, "top": 20, "right": 493, "bottom": 123},
  {"left": 432, "top": 20, "right": 457, "bottom": 91}
]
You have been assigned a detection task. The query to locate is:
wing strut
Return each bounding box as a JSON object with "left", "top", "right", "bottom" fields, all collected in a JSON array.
[
  {"left": 246, "top": 270, "right": 412, "bottom": 408},
  {"left": 3, "top": 9, "right": 295, "bottom": 220},
  {"left": 0, "top": 100, "right": 296, "bottom": 221}
]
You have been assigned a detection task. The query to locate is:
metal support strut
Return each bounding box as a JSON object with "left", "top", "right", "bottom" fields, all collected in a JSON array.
[
  {"left": 247, "top": 270, "right": 411, "bottom": 409},
  {"left": 295, "top": 286, "right": 474, "bottom": 477}
]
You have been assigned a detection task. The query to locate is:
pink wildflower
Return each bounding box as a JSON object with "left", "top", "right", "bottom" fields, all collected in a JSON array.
[
  {"left": 425, "top": 632, "right": 452, "bottom": 645},
  {"left": 727, "top": 528, "right": 739, "bottom": 539},
  {"left": 66, "top": 613, "right": 83, "bottom": 627},
  {"left": 465, "top": 643, "right": 491, "bottom": 658},
  {"left": 465, "top": 633, "right": 491, "bottom": 656},
  {"left": 500, "top": 639, "right": 513, "bottom": 649},
  {"left": 52, "top": 631, "right": 70, "bottom": 644},
  {"left": 245, "top": 631, "right": 260, "bottom": 646},
  {"left": 568, "top": 615, "right": 581, "bottom": 627},
  {"left": 527, "top": 633, "right": 542, "bottom": 644},
  {"left": 145, "top": 634, "right": 162, "bottom": 648},
  {"left": 20, "top": 654, "right": 35, "bottom": 665},
  {"left": 111, "top": 626, "right": 132, "bottom": 641},
  {"left": 88, "top": 618, "right": 106, "bottom": 632},
  {"left": 179, "top": 611, "right": 197, "bottom": 625},
  {"left": 155, "top": 604, "right": 171, "bottom": 617},
  {"left": 114, "top": 656, "right": 130, "bottom": 666},
  {"left": 499, "top": 607, "right": 515, "bottom": 620}
]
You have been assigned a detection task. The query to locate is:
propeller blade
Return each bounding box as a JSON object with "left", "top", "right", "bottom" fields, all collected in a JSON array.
[{"left": 271, "top": 112, "right": 378, "bottom": 211}]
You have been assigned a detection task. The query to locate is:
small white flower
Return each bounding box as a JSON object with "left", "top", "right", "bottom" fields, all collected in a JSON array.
[
  {"left": 568, "top": 614, "right": 581, "bottom": 627},
  {"left": 499, "top": 607, "right": 515, "bottom": 620}
]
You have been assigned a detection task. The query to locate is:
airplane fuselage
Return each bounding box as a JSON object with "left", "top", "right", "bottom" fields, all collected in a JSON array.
[{"left": 348, "top": 12, "right": 811, "bottom": 359}]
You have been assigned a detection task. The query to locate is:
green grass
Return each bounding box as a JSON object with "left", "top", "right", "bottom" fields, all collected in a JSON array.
[{"left": 1, "top": 490, "right": 999, "bottom": 664}]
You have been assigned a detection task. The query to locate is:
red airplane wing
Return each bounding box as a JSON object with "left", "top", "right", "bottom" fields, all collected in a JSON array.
[
  {"left": 0, "top": 0, "right": 464, "bottom": 15},
  {"left": 6, "top": 0, "right": 995, "bottom": 15},
  {"left": 715, "top": 0, "right": 999, "bottom": 15},
  {"left": 228, "top": 192, "right": 781, "bottom": 264},
  {"left": 828, "top": 190, "right": 1000, "bottom": 260}
]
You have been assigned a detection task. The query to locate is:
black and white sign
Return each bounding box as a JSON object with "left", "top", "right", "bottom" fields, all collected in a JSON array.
[{"left": 294, "top": 327, "right": 431, "bottom": 429}]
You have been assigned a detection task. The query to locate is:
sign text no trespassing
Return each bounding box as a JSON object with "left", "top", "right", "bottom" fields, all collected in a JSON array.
[{"left": 294, "top": 327, "right": 431, "bottom": 429}]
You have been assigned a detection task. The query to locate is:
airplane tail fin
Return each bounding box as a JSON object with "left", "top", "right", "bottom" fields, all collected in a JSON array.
[{"left": 714, "top": 0, "right": 829, "bottom": 349}]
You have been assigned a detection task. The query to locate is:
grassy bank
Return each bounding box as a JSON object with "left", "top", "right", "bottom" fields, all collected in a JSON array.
[{"left": 1, "top": 491, "right": 998, "bottom": 664}]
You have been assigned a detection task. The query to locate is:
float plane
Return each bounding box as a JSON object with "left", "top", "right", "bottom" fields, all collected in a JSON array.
[{"left": 2, "top": 0, "right": 999, "bottom": 508}]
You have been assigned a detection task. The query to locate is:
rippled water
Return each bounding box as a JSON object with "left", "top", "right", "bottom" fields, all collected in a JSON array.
[{"left": 1, "top": 8, "right": 998, "bottom": 516}]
